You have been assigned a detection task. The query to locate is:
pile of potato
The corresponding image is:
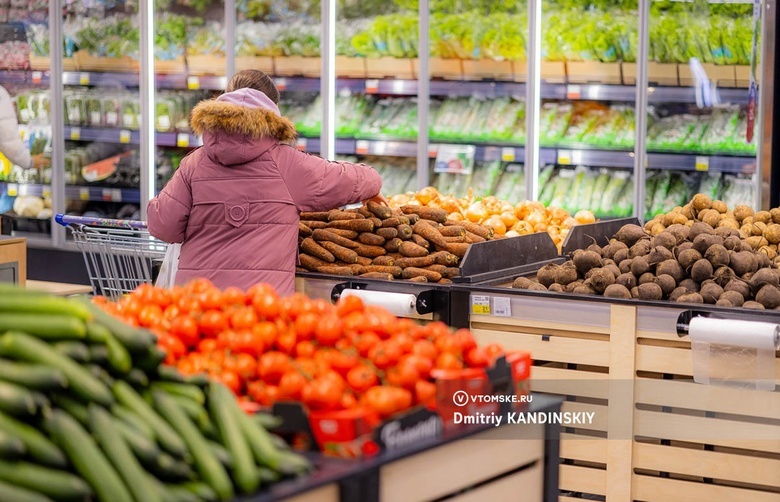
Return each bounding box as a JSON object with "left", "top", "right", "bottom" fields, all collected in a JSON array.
[
  {"left": 297, "top": 202, "right": 498, "bottom": 283},
  {"left": 645, "top": 194, "right": 780, "bottom": 264},
  {"left": 514, "top": 218, "right": 780, "bottom": 310},
  {"left": 388, "top": 187, "right": 595, "bottom": 250}
]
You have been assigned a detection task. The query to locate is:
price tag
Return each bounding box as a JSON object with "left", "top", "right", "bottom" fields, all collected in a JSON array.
[
  {"left": 471, "top": 295, "right": 491, "bottom": 315},
  {"left": 7, "top": 184, "right": 18, "bottom": 196},
  {"left": 695, "top": 156, "right": 709, "bottom": 172},
  {"left": 566, "top": 84, "right": 582, "bottom": 99},
  {"left": 119, "top": 130, "right": 131, "bottom": 144},
  {"left": 31, "top": 71, "right": 43, "bottom": 84},
  {"left": 79, "top": 73, "right": 90, "bottom": 85},
  {"left": 296, "top": 138, "right": 307, "bottom": 151},
  {"left": 427, "top": 143, "right": 440, "bottom": 158},
  {"left": 355, "top": 140, "right": 369, "bottom": 155},
  {"left": 557, "top": 149, "right": 572, "bottom": 165},
  {"left": 434, "top": 144, "right": 476, "bottom": 174},
  {"left": 493, "top": 297, "right": 512, "bottom": 317},
  {"left": 501, "top": 147, "right": 516, "bottom": 162},
  {"left": 187, "top": 76, "right": 200, "bottom": 90},
  {"left": 102, "top": 189, "right": 112, "bottom": 201},
  {"left": 111, "top": 189, "right": 122, "bottom": 202},
  {"left": 42, "top": 187, "right": 51, "bottom": 198},
  {"left": 275, "top": 78, "right": 287, "bottom": 91},
  {"left": 365, "top": 79, "right": 379, "bottom": 94},
  {"left": 79, "top": 188, "right": 90, "bottom": 201},
  {"left": 176, "top": 133, "right": 190, "bottom": 148},
  {"left": 69, "top": 127, "right": 81, "bottom": 141}
]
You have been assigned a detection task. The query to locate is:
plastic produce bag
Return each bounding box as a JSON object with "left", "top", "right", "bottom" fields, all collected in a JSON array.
[{"left": 155, "top": 243, "right": 180, "bottom": 289}]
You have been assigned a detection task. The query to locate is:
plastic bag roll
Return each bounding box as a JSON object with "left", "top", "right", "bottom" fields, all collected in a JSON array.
[
  {"left": 689, "top": 317, "right": 780, "bottom": 350},
  {"left": 340, "top": 289, "right": 417, "bottom": 317}
]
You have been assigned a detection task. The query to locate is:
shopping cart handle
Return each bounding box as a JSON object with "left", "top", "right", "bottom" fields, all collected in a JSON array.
[{"left": 55, "top": 214, "right": 149, "bottom": 230}]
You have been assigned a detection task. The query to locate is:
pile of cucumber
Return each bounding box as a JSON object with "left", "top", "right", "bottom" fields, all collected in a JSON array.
[{"left": 0, "top": 286, "right": 311, "bottom": 502}]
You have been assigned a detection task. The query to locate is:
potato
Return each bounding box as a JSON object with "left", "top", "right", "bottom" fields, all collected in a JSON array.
[
  {"left": 691, "top": 193, "right": 712, "bottom": 212},
  {"left": 733, "top": 205, "right": 754, "bottom": 223}
]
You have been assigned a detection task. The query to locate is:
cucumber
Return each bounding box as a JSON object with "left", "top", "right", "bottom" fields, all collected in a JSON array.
[
  {"left": 208, "top": 383, "right": 259, "bottom": 494},
  {"left": 183, "top": 373, "right": 210, "bottom": 387},
  {"left": 135, "top": 347, "right": 167, "bottom": 373},
  {"left": 257, "top": 467, "right": 280, "bottom": 484},
  {"left": 271, "top": 434, "right": 290, "bottom": 451},
  {"left": 0, "top": 479, "right": 53, "bottom": 502},
  {"left": 235, "top": 399, "right": 284, "bottom": 470},
  {"left": 0, "top": 429, "right": 25, "bottom": 459},
  {"left": 112, "top": 404, "right": 155, "bottom": 440},
  {"left": 0, "top": 379, "right": 37, "bottom": 416},
  {"left": 252, "top": 413, "right": 283, "bottom": 431},
  {"left": 113, "top": 381, "right": 188, "bottom": 458},
  {"left": 89, "top": 405, "right": 163, "bottom": 502},
  {"left": 44, "top": 410, "right": 133, "bottom": 502},
  {"left": 152, "top": 382, "right": 205, "bottom": 405},
  {"left": 0, "top": 295, "right": 92, "bottom": 322},
  {"left": 0, "top": 313, "right": 86, "bottom": 340},
  {"left": 207, "top": 440, "right": 233, "bottom": 469},
  {"left": 0, "top": 332, "right": 114, "bottom": 406},
  {"left": 152, "top": 390, "right": 234, "bottom": 501},
  {"left": 86, "top": 321, "right": 110, "bottom": 343},
  {"left": 88, "top": 365, "right": 115, "bottom": 388},
  {"left": 105, "top": 333, "right": 132, "bottom": 374},
  {"left": 127, "top": 368, "right": 150, "bottom": 388},
  {"left": 152, "top": 452, "right": 195, "bottom": 482},
  {"left": 168, "top": 394, "right": 211, "bottom": 432},
  {"left": 89, "top": 344, "right": 110, "bottom": 365},
  {"left": 0, "top": 411, "right": 67, "bottom": 468},
  {"left": 0, "top": 362, "right": 67, "bottom": 391},
  {"left": 54, "top": 341, "right": 91, "bottom": 363},
  {"left": 75, "top": 298, "right": 155, "bottom": 354},
  {"left": 52, "top": 395, "right": 89, "bottom": 425},
  {"left": 178, "top": 481, "right": 218, "bottom": 502},
  {"left": 0, "top": 459, "right": 93, "bottom": 501},
  {"left": 165, "top": 485, "right": 200, "bottom": 502},
  {"left": 114, "top": 419, "right": 161, "bottom": 466},
  {"left": 155, "top": 365, "right": 186, "bottom": 382}
]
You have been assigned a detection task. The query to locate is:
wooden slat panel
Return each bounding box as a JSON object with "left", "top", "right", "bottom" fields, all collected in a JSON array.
[
  {"left": 634, "top": 410, "right": 780, "bottom": 454},
  {"left": 531, "top": 366, "right": 609, "bottom": 400},
  {"left": 285, "top": 484, "right": 339, "bottom": 502},
  {"left": 632, "top": 475, "right": 780, "bottom": 502},
  {"left": 633, "top": 442, "right": 780, "bottom": 488},
  {"left": 472, "top": 329, "right": 610, "bottom": 367},
  {"left": 561, "top": 401, "right": 608, "bottom": 432},
  {"left": 379, "top": 424, "right": 544, "bottom": 502},
  {"left": 635, "top": 378, "right": 780, "bottom": 420},
  {"left": 637, "top": 328, "right": 691, "bottom": 343},
  {"left": 472, "top": 315, "right": 610, "bottom": 335},
  {"left": 559, "top": 464, "right": 606, "bottom": 495},
  {"left": 448, "top": 463, "right": 543, "bottom": 502},
  {"left": 560, "top": 433, "right": 607, "bottom": 463}
]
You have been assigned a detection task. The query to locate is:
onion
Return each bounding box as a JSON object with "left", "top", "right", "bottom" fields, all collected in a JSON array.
[
  {"left": 465, "top": 202, "right": 488, "bottom": 222},
  {"left": 500, "top": 210, "right": 518, "bottom": 228},
  {"left": 563, "top": 217, "right": 579, "bottom": 228},
  {"left": 513, "top": 221, "right": 533, "bottom": 234},
  {"left": 526, "top": 211, "right": 546, "bottom": 226},
  {"left": 447, "top": 212, "right": 464, "bottom": 222},
  {"left": 505, "top": 230, "right": 520, "bottom": 238},
  {"left": 550, "top": 207, "right": 570, "bottom": 223},
  {"left": 534, "top": 222, "right": 548, "bottom": 233},
  {"left": 415, "top": 186, "right": 439, "bottom": 205},
  {"left": 484, "top": 215, "right": 507, "bottom": 235},
  {"left": 575, "top": 209, "right": 596, "bottom": 224}
]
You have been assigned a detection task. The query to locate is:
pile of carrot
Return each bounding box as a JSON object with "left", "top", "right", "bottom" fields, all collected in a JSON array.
[{"left": 297, "top": 202, "right": 497, "bottom": 282}]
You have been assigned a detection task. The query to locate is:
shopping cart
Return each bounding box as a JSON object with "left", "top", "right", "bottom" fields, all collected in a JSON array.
[{"left": 55, "top": 214, "right": 168, "bottom": 299}]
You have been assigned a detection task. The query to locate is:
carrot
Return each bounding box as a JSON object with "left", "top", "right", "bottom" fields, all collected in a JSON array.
[
  {"left": 319, "top": 241, "right": 359, "bottom": 264},
  {"left": 372, "top": 256, "right": 395, "bottom": 266},
  {"left": 445, "top": 219, "right": 493, "bottom": 239},
  {"left": 312, "top": 229, "right": 360, "bottom": 249},
  {"left": 443, "top": 267, "right": 461, "bottom": 279},
  {"left": 411, "top": 234, "right": 430, "bottom": 249},
  {"left": 407, "top": 276, "right": 428, "bottom": 283},
  {"left": 298, "top": 222, "right": 313, "bottom": 237},
  {"left": 439, "top": 226, "right": 466, "bottom": 237},
  {"left": 367, "top": 201, "right": 393, "bottom": 219},
  {"left": 394, "top": 255, "right": 436, "bottom": 268},
  {"left": 446, "top": 242, "right": 470, "bottom": 258},
  {"left": 425, "top": 264, "right": 447, "bottom": 274},
  {"left": 402, "top": 267, "right": 442, "bottom": 282},
  {"left": 438, "top": 278, "right": 453, "bottom": 284},
  {"left": 296, "top": 267, "right": 307, "bottom": 273},
  {"left": 326, "top": 228, "right": 359, "bottom": 239},
  {"left": 369, "top": 217, "right": 383, "bottom": 230},
  {"left": 360, "top": 272, "right": 394, "bottom": 280},
  {"left": 345, "top": 264, "right": 366, "bottom": 275},
  {"left": 405, "top": 213, "right": 420, "bottom": 225},
  {"left": 381, "top": 216, "right": 410, "bottom": 228},
  {"left": 356, "top": 256, "right": 373, "bottom": 266},
  {"left": 327, "top": 219, "right": 375, "bottom": 232},
  {"left": 355, "top": 244, "right": 387, "bottom": 259},
  {"left": 387, "top": 252, "right": 403, "bottom": 261},
  {"left": 430, "top": 251, "right": 459, "bottom": 266},
  {"left": 399, "top": 241, "right": 428, "bottom": 258},
  {"left": 376, "top": 228, "right": 398, "bottom": 240},
  {"left": 443, "top": 235, "right": 467, "bottom": 243},
  {"left": 396, "top": 224, "right": 413, "bottom": 240},
  {"left": 384, "top": 238, "right": 403, "bottom": 253},
  {"left": 400, "top": 206, "right": 448, "bottom": 224},
  {"left": 299, "top": 253, "right": 329, "bottom": 271},
  {"left": 413, "top": 221, "right": 448, "bottom": 248},
  {"left": 465, "top": 231, "right": 485, "bottom": 243},
  {"left": 301, "top": 238, "right": 336, "bottom": 262},
  {"left": 358, "top": 232, "right": 386, "bottom": 246},
  {"left": 301, "top": 220, "right": 328, "bottom": 230},
  {"left": 328, "top": 209, "right": 362, "bottom": 221},
  {"left": 356, "top": 207, "right": 373, "bottom": 218},
  {"left": 316, "top": 266, "right": 354, "bottom": 276},
  {"left": 361, "top": 266, "right": 403, "bottom": 277},
  {"left": 300, "top": 211, "right": 330, "bottom": 222}
]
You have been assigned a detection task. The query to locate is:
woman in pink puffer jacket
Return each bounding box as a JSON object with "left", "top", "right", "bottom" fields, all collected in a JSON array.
[{"left": 147, "top": 70, "right": 384, "bottom": 295}]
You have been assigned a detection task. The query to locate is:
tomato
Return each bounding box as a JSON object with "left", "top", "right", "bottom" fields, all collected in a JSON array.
[
  {"left": 251, "top": 322, "right": 278, "bottom": 348},
  {"left": 361, "top": 386, "right": 412, "bottom": 418},
  {"left": 295, "top": 340, "right": 316, "bottom": 359},
  {"left": 163, "top": 305, "right": 181, "bottom": 321},
  {"left": 340, "top": 393, "right": 358, "bottom": 409},
  {"left": 229, "top": 307, "right": 258, "bottom": 331},
  {"left": 157, "top": 334, "right": 186, "bottom": 364},
  {"left": 197, "top": 338, "right": 218, "bottom": 353},
  {"left": 483, "top": 343, "right": 505, "bottom": 362},
  {"left": 412, "top": 339, "right": 437, "bottom": 360},
  {"left": 415, "top": 380, "right": 437, "bottom": 407},
  {"left": 185, "top": 278, "right": 215, "bottom": 295},
  {"left": 176, "top": 295, "right": 201, "bottom": 314},
  {"left": 399, "top": 354, "right": 433, "bottom": 379},
  {"left": 257, "top": 352, "right": 292, "bottom": 385},
  {"left": 368, "top": 340, "right": 402, "bottom": 370},
  {"left": 119, "top": 297, "right": 142, "bottom": 318},
  {"left": 133, "top": 283, "right": 156, "bottom": 303},
  {"left": 354, "top": 332, "right": 381, "bottom": 358},
  {"left": 293, "top": 312, "right": 319, "bottom": 341},
  {"left": 393, "top": 333, "right": 414, "bottom": 354},
  {"left": 434, "top": 335, "right": 462, "bottom": 356},
  {"left": 218, "top": 371, "right": 242, "bottom": 395},
  {"left": 452, "top": 329, "right": 477, "bottom": 353},
  {"left": 362, "top": 307, "right": 395, "bottom": 338},
  {"left": 342, "top": 312, "right": 366, "bottom": 334},
  {"left": 246, "top": 283, "right": 278, "bottom": 300},
  {"left": 301, "top": 377, "right": 343, "bottom": 411},
  {"left": 386, "top": 364, "right": 420, "bottom": 390},
  {"left": 176, "top": 357, "right": 195, "bottom": 376},
  {"left": 426, "top": 321, "right": 451, "bottom": 340},
  {"left": 464, "top": 347, "right": 489, "bottom": 368},
  {"left": 336, "top": 295, "right": 364, "bottom": 318},
  {"left": 170, "top": 315, "right": 200, "bottom": 348},
  {"left": 151, "top": 288, "right": 172, "bottom": 309},
  {"left": 277, "top": 294, "right": 307, "bottom": 321},
  {"left": 253, "top": 292, "right": 280, "bottom": 321},
  {"left": 278, "top": 371, "right": 307, "bottom": 400},
  {"left": 275, "top": 330, "right": 297, "bottom": 355},
  {"left": 314, "top": 315, "right": 343, "bottom": 346},
  {"left": 199, "top": 310, "right": 228, "bottom": 338},
  {"left": 346, "top": 365, "right": 378, "bottom": 393},
  {"left": 138, "top": 304, "right": 164, "bottom": 328},
  {"left": 91, "top": 295, "right": 108, "bottom": 305},
  {"left": 435, "top": 352, "right": 463, "bottom": 371},
  {"left": 293, "top": 358, "right": 320, "bottom": 379},
  {"left": 265, "top": 385, "right": 280, "bottom": 405},
  {"left": 325, "top": 350, "right": 360, "bottom": 377},
  {"left": 198, "top": 289, "right": 223, "bottom": 311},
  {"left": 247, "top": 381, "right": 268, "bottom": 404},
  {"left": 234, "top": 330, "right": 266, "bottom": 358},
  {"left": 222, "top": 287, "right": 247, "bottom": 306}
]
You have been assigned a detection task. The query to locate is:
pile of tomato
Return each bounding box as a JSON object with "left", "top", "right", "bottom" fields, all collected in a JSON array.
[{"left": 97, "top": 279, "right": 508, "bottom": 419}]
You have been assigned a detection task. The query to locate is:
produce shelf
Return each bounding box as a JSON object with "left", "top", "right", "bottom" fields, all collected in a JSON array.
[
  {"left": 64, "top": 126, "right": 202, "bottom": 148},
  {"left": 0, "top": 70, "right": 228, "bottom": 90},
  {"left": 0, "top": 182, "right": 140, "bottom": 203}
]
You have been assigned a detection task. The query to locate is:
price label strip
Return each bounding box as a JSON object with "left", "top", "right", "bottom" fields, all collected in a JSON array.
[
  {"left": 187, "top": 76, "right": 200, "bottom": 90},
  {"left": 493, "top": 297, "right": 512, "bottom": 317},
  {"left": 79, "top": 188, "right": 90, "bottom": 201},
  {"left": 176, "top": 133, "right": 190, "bottom": 148},
  {"left": 501, "top": 147, "right": 515, "bottom": 162},
  {"left": 471, "top": 295, "right": 491, "bottom": 315},
  {"left": 365, "top": 79, "right": 379, "bottom": 94},
  {"left": 434, "top": 144, "right": 476, "bottom": 175},
  {"left": 79, "top": 73, "right": 90, "bottom": 85},
  {"left": 296, "top": 138, "right": 307, "bottom": 151},
  {"left": 695, "top": 156, "right": 709, "bottom": 172},
  {"left": 119, "top": 130, "right": 132, "bottom": 144},
  {"left": 7, "top": 184, "right": 18, "bottom": 197},
  {"left": 69, "top": 127, "right": 81, "bottom": 141},
  {"left": 355, "top": 140, "right": 370, "bottom": 155}
]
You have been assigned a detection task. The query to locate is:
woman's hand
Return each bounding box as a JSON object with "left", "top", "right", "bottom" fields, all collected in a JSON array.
[{"left": 365, "top": 193, "right": 389, "bottom": 207}]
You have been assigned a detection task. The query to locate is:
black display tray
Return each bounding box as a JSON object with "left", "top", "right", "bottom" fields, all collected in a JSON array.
[{"left": 1, "top": 211, "right": 51, "bottom": 235}]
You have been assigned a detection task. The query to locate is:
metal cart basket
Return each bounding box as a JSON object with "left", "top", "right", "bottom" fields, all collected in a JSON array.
[{"left": 55, "top": 214, "right": 168, "bottom": 299}]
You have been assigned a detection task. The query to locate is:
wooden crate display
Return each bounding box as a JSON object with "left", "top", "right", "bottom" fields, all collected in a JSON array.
[
  {"left": 566, "top": 61, "right": 622, "bottom": 85},
  {"left": 461, "top": 59, "right": 514, "bottom": 81},
  {"left": 540, "top": 60, "right": 565, "bottom": 83},
  {"left": 75, "top": 51, "right": 139, "bottom": 72},
  {"left": 28, "top": 55, "right": 78, "bottom": 71},
  {"left": 155, "top": 57, "right": 187, "bottom": 75},
  {"left": 274, "top": 56, "right": 321, "bottom": 77},
  {"left": 187, "top": 55, "right": 226, "bottom": 76},
  {"left": 622, "top": 62, "right": 680, "bottom": 86},
  {"left": 679, "top": 63, "right": 737, "bottom": 88},
  {"left": 735, "top": 65, "right": 759, "bottom": 88},
  {"left": 235, "top": 56, "right": 274, "bottom": 74},
  {"left": 334, "top": 56, "right": 367, "bottom": 78},
  {"left": 365, "top": 57, "right": 415, "bottom": 79}
]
